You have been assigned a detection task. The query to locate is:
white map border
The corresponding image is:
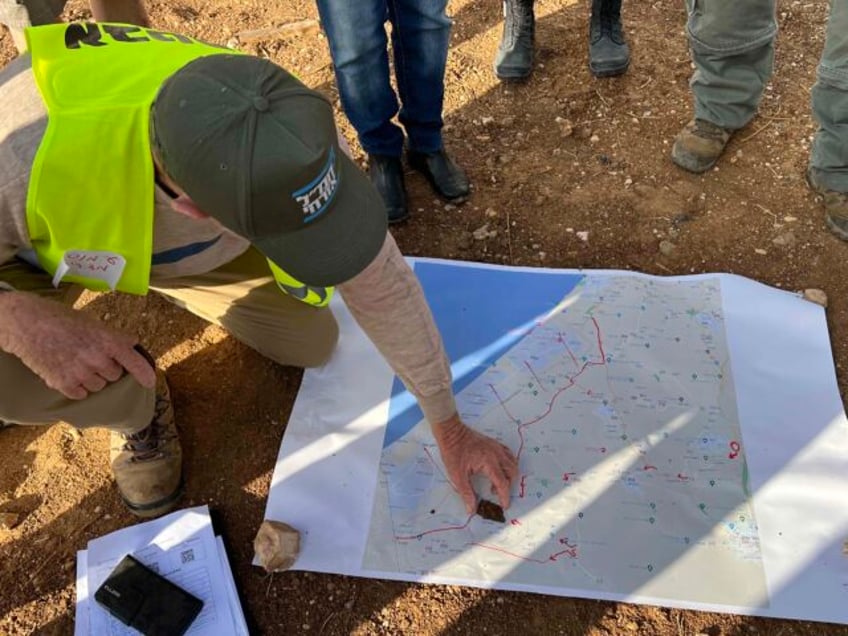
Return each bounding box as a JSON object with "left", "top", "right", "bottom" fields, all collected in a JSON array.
[{"left": 262, "top": 260, "right": 848, "bottom": 624}]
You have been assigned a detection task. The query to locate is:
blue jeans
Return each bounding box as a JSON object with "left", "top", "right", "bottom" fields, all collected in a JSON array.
[{"left": 315, "top": 0, "right": 451, "bottom": 157}]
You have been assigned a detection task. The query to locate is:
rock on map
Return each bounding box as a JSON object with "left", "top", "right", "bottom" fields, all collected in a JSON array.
[
  {"left": 264, "top": 260, "right": 848, "bottom": 624},
  {"left": 364, "top": 274, "right": 766, "bottom": 606}
]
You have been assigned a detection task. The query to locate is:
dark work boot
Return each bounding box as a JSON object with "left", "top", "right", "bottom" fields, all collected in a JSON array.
[
  {"left": 589, "top": 0, "right": 630, "bottom": 78},
  {"left": 408, "top": 149, "right": 470, "bottom": 202},
  {"left": 368, "top": 155, "right": 409, "bottom": 224},
  {"left": 494, "top": 0, "right": 535, "bottom": 80}
]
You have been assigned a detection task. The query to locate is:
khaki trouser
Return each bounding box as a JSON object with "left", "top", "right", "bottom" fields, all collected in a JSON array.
[
  {"left": 685, "top": 0, "right": 848, "bottom": 191},
  {"left": 0, "top": 248, "right": 338, "bottom": 434}
]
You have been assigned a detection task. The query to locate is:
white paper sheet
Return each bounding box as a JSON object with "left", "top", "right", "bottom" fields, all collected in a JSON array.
[
  {"left": 77, "top": 506, "right": 243, "bottom": 635},
  {"left": 74, "top": 550, "right": 89, "bottom": 636},
  {"left": 216, "top": 536, "right": 249, "bottom": 636},
  {"left": 262, "top": 260, "right": 848, "bottom": 624}
]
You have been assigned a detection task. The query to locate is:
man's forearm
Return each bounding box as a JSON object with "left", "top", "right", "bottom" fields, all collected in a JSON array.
[{"left": 338, "top": 234, "right": 458, "bottom": 426}]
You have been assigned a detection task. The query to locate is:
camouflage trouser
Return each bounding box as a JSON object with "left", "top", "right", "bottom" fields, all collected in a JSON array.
[{"left": 685, "top": 0, "right": 848, "bottom": 191}]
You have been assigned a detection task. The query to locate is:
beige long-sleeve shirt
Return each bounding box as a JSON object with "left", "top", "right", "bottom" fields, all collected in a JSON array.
[{"left": 0, "top": 54, "right": 457, "bottom": 425}]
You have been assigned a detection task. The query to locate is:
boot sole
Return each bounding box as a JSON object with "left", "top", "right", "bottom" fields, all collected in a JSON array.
[
  {"left": 590, "top": 60, "right": 629, "bottom": 78},
  {"left": 494, "top": 63, "right": 533, "bottom": 81},
  {"left": 388, "top": 210, "right": 410, "bottom": 225},
  {"left": 408, "top": 159, "right": 470, "bottom": 203},
  {"left": 121, "top": 479, "right": 184, "bottom": 519},
  {"left": 671, "top": 145, "right": 719, "bottom": 174},
  {"left": 495, "top": 71, "right": 533, "bottom": 81}
]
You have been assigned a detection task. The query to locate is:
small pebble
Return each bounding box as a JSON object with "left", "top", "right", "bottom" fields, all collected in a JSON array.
[
  {"left": 802, "top": 288, "right": 828, "bottom": 308},
  {"left": 659, "top": 240, "right": 676, "bottom": 256},
  {"left": 772, "top": 231, "right": 796, "bottom": 247},
  {"left": 555, "top": 116, "right": 573, "bottom": 137}
]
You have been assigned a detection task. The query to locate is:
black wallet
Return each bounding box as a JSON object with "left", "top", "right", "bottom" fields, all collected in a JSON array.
[{"left": 94, "top": 554, "right": 204, "bottom": 636}]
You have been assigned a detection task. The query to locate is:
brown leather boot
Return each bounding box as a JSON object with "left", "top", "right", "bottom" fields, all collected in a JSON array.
[
  {"left": 110, "top": 371, "right": 183, "bottom": 518},
  {"left": 807, "top": 168, "right": 848, "bottom": 241},
  {"left": 671, "top": 118, "right": 733, "bottom": 173}
]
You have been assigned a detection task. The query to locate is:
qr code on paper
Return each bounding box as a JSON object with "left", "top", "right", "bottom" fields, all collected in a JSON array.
[{"left": 180, "top": 549, "right": 195, "bottom": 564}]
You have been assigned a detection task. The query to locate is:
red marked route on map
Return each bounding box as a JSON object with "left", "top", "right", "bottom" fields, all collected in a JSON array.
[{"left": 365, "top": 276, "right": 766, "bottom": 608}]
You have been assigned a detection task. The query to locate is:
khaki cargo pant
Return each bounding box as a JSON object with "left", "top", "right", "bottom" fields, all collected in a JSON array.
[
  {"left": 685, "top": 0, "right": 848, "bottom": 191},
  {"left": 0, "top": 248, "right": 338, "bottom": 434}
]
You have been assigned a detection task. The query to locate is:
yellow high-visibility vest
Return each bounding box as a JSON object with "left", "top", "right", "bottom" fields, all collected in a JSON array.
[{"left": 25, "top": 23, "right": 333, "bottom": 306}]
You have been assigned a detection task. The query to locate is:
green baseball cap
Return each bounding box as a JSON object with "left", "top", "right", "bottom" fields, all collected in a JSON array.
[{"left": 150, "top": 54, "right": 387, "bottom": 287}]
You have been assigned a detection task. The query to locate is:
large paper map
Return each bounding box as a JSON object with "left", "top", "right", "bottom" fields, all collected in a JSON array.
[
  {"left": 364, "top": 275, "right": 766, "bottom": 605},
  {"left": 263, "top": 260, "right": 848, "bottom": 624}
]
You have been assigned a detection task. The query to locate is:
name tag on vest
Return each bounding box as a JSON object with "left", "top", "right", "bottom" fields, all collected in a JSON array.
[{"left": 52, "top": 250, "right": 126, "bottom": 290}]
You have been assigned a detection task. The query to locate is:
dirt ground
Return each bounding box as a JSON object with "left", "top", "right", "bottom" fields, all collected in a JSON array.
[{"left": 2, "top": 0, "right": 848, "bottom": 634}]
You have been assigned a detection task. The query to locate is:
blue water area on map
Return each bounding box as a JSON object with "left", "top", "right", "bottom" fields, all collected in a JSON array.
[{"left": 383, "top": 262, "right": 585, "bottom": 448}]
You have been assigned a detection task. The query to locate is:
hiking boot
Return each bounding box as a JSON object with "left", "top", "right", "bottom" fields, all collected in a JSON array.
[
  {"left": 671, "top": 118, "right": 733, "bottom": 173},
  {"left": 589, "top": 0, "right": 630, "bottom": 77},
  {"left": 110, "top": 371, "right": 182, "bottom": 518},
  {"left": 494, "top": 0, "right": 535, "bottom": 80},
  {"left": 807, "top": 169, "right": 848, "bottom": 241}
]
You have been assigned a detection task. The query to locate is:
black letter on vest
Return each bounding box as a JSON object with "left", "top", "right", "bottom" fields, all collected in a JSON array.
[
  {"left": 146, "top": 30, "right": 194, "bottom": 44},
  {"left": 146, "top": 29, "right": 176, "bottom": 42},
  {"left": 103, "top": 25, "right": 150, "bottom": 43},
  {"left": 64, "top": 23, "right": 106, "bottom": 49}
]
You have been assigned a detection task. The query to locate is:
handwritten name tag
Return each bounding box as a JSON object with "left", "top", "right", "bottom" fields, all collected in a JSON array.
[{"left": 52, "top": 250, "right": 126, "bottom": 290}]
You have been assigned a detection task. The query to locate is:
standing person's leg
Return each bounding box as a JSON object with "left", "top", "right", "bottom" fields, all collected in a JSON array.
[
  {"left": 494, "top": 0, "right": 535, "bottom": 81},
  {"left": 0, "top": 0, "right": 65, "bottom": 52},
  {"left": 589, "top": 0, "right": 630, "bottom": 78},
  {"left": 315, "top": 0, "right": 409, "bottom": 223},
  {"left": 89, "top": 0, "right": 148, "bottom": 25},
  {"left": 672, "top": 0, "right": 777, "bottom": 173},
  {"left": 807, "top": 0, "right": 848, "bottom": 240},
  {"left": 0, "top": 260, "right": 180, "bottom": 518},
  {"left": 150, "top": 247, "right": 339, "bottom": 370},
  {"left": 1, "top": 0, "right": 146, "bottom": 53},
  {"left": 390, "top": 0, "right": 470, "bottom": 201}
]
